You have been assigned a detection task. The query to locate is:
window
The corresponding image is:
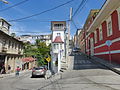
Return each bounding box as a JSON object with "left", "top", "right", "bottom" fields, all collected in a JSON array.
[
  {"left": 56, "top": 44, "right": 59, "bottom": 49},
  {"left": 94, "top": 31, "right": 97, "bottom": 43},
  {"left": 99, "top": 26, "right": 103, "bottom": 40},
  {"left": 54, "top": 24, "right": 64, "bottom": 29},
  {"left": 54, "top": 44, "right": 56, "bottom": 49},
  {"left": 3, "top": 22, "right": 9, "bottom": 29},
  {"left": 60, "top": 44, "right": 62, "bottom": 49},
  {"left": 9, "top": 40, "right": 11, "bottom": 48},
  {"left": 107, "top": 17, "right": 112, "bottom": 36},
  {"left": 0, "top": 21, "right": 2, "bottom": 26},
  {"left": 117, "top": 7, "right": 120, "bottom": 30},
  {"left": 57, "top": 33, "right": 61, "bottom": 36},
  {"left": 54, "top": 44, "right": 59, "bottom": 49},
  {"left": 108, "top": 21, "right": 112, "bottom": 36}
]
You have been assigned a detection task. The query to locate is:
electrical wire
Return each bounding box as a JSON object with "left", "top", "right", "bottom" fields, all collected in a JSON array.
[
  {"left": 8, "top": 0, "right": 76, "bottom": 22},
  {"left": 0, "top": 0, "right": 29, "bottom": 12},
  {"left": 72, "top": 0, "right": 88, "bottom": 19},
  {"left": 71, "top": 20, "right": 78, "bottom": 29},
  {"left": 71, "top": 0, "right": 88, "bottom": 29},
  {"left": 72, "top": 0, "right": 86, "bottom": 18},
  {"left": 11, "top": 30, "right": 51, "bottom": 34}
]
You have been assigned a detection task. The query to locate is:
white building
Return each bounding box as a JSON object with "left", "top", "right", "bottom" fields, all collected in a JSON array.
[
  {"left": 0, "top": 18, "right": 24, "bottom": 73},
  {"left": 20, "top": 34, "right": 51, "bottom": 46},
  {"left": 51, "top": 21, "right": 67, "bottom": 73}
]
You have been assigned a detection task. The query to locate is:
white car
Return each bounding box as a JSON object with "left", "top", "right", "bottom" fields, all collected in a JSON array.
[{"left": 32, "top": 67, "right": 46, "bottom": 77}]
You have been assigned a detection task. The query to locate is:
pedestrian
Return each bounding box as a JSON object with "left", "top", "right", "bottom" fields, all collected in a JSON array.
[
  {"left": 15, "top": 66, "right": 21, "bottom": 76},
  {"left": 8, "top": 65, "right": 11, "bottom": 74}
]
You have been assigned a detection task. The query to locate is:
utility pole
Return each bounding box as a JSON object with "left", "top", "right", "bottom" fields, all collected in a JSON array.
[
  {"left": 0, "top": 0, "right": 8, "bottom": 4},
  {"left": 66, "top": 7, "right": 72, "bottom": 68},
  {"left": 68, "top": 7, "right": 72, "bottom": 40}
]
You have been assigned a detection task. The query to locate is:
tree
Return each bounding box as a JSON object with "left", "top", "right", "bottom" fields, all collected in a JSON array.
[{"left": 23, "top": 39, "right": 51, "bottom": 66}]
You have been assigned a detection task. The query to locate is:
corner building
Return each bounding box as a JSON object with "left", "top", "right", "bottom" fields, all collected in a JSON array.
[{"left": 82, "top": 0, "right": 120, "bottom": 64}]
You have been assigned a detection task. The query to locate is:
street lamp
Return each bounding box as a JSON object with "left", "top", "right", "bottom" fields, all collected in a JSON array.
[{"left": 0, "top": 0, "right": 8, "bottom": 4}]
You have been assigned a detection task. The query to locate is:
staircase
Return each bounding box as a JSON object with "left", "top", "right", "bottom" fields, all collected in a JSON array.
[{"left": 60, "top": 57, "right": 68, "bottom": 72}]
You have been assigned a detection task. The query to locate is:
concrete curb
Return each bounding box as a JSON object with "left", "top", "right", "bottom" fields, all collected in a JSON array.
[
  {"left": 0, "top": 70, "right": 30, "bottom": 79},
  {"left": 51, "top": 73, "right": 61, "bottom": 81}
]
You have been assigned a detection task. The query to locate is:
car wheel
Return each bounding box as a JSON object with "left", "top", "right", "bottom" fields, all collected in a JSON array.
[{"left": 32, "top": 75, "right": 35, "bottom": 78}]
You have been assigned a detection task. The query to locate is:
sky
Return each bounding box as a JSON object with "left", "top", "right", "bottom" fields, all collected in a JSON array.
[{"left": 0, "top": 0, "right": 106, "bottom": 36}]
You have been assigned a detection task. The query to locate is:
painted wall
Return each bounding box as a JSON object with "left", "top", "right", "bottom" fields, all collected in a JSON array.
[{"left": 86, "top": 6, "right": 120, "bottom": 64}]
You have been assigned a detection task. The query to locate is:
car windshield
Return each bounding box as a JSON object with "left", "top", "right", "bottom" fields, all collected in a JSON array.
[{"left": 34, "top": 67, "right": 44, "bottom": 70}]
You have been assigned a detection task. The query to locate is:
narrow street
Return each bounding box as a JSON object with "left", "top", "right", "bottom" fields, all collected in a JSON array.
[{"left": 1, "top": 53, "right": 120, "bottom": 90}]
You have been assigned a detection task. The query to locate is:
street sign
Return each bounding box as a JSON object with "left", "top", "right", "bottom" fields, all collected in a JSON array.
[
  {"left": 105, "top": 40, "right": 112, "bottom": 46},
  {"left": 46, "top": 57, "right": 51, "bottom": 62}
]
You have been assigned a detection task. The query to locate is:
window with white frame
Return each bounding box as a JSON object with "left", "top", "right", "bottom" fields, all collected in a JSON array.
[
  {"left": 57, "top": 33, "right": 61, "bottom": 36},
  {"left": 3, "top": 22, "right": 9, "bottom": 29},
  {"left": 99, "top": 26, "right": 103, "bottom": 40},
  {"left": 0, "top": 21, "right": 2, "bottom": 26},
  {"left": 117, "top": 7, "right": 120, "bottom": 30},
  {"left": 54, "top": 44, "right": 56, "bottom": 49},
  {"left": 60, "top": 44, "right": 62, "bottom": 49},
  {"left": 56, "top": 44, "right": 59, "bottom": 49},
  {"left": 107, "top": 16, "right": 112, "bottom": 36},
  {"left": 94, "top": 31, "right": 97, "bottom": 43},
  {"left": 54, "top": 24, "right": 64, "bottom": 29}
]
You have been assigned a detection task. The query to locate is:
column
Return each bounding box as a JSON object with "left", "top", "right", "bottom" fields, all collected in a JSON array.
[{"left": 4, "top": 55, "right": 8, "bottom": 72}]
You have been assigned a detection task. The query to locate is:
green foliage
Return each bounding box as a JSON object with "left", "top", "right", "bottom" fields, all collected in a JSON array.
[{"left": 23, "top": 39, "right": 51, "bottom": 66}]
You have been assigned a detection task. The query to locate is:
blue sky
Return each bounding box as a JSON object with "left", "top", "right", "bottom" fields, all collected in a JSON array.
[{"left": 0, "top": 0, "right": 106, "bottom": 36}]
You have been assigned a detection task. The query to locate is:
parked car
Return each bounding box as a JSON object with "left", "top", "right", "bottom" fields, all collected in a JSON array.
[
  {"left": 32, "top": 67, "right": 46, "bottom": 77},
  {"left": 72, "top": 48, "right": 81, "bottom": 53}
]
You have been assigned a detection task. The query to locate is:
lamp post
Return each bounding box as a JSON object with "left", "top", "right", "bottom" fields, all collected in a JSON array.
[{"left": 0, "top": 0, "right": 8, "bottom": 4}]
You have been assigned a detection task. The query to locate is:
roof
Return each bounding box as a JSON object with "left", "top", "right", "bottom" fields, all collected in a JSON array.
[
  {"left": 22, "top": 57, "right": 36, "bottom": 62},
  {"left": 0, "top": 18, "right": 11, "bottom": 26},
  {"left": 53, "top": 36, "right": 64, "bottom": 43}
]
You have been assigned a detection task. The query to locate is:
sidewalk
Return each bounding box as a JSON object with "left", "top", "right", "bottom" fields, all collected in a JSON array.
[
  {"left": 0, "top": 70, "right": 30, "bottom": 79},
  {"left": 82, "top": 53, "right": 120, "bottom": 75}
]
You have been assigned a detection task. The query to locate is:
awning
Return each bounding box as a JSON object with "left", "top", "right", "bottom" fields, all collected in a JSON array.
[{"left": 22, "top": 57, "right": 36, "bottom": 62}]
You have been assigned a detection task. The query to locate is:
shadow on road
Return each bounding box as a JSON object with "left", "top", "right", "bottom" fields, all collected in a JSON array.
[
  {"left": 31, "top": 75, "right": 45, "bottom": 78},
  {"left": 72, "top": 52, "right": 107, "bottom": 70}
]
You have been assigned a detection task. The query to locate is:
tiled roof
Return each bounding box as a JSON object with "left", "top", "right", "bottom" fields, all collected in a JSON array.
[
  {"left": 22, "top": 57, "right": 36, "bottom": 62},
  {"left": 53, "top": 36, "right": 64, "bottom": 43}
]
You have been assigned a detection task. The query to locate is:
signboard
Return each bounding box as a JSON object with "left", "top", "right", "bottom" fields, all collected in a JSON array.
[
  {"left": 105, "top": 40, "right": 112, "bottom": 46},
  {"left": 46, "top": 57, "right": 51, "bottom": 62}
]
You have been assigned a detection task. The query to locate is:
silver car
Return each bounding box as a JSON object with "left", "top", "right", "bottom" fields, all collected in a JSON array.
[{"left": 32, "top": 67, "right": 46, "bottom": 77}]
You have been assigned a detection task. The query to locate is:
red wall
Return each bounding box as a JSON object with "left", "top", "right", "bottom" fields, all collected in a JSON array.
[{"left": 86, "top": 9, "right": 120, "bottom": 64}]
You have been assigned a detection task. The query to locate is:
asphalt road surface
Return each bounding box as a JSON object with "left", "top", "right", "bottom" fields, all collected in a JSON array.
[{"left": 0, "top": 53, "right": 120, "bottom": 90}]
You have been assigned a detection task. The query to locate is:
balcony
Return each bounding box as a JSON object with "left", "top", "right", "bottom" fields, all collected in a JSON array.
[{"left": 2, "top": 46, "right": 8, "bottom": 52}]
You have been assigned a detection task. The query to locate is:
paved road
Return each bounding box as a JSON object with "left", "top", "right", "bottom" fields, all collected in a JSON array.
[{"left": 1, "top": 53, "right": 120, "bottom": 90}]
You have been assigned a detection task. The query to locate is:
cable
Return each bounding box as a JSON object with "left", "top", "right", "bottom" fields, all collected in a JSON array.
[
  {"left": 0, "top": 0, "right": 29, "bottom": 12},
  {"left": 71, "top": 0, "right": 88, "bottom": 29},
  {"left": 71, "top": 20, "right": 78, "bottom": 29},
  {"left": 8, "top": 0, "right": 76, "bottom": 22},
  {"left": 11, "top": 31, "right": 51, "bottom": 33},
  {"left": 72, "top": 0, "right": 88, "bottom": 19}
]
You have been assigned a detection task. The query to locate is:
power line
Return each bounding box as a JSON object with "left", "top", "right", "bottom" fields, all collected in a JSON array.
[
  {"left": 0, "top": 0, "right": 29, "bottom": 12},
  {"left": 8, "top": 0, "right": 76, "bottom": 22},
  {"left": 71, "top": 0, "right": 88, "bottom": 29},
  {"left": 71, "top": 20, "right": 78, "bottom": 29},
  {"left": 12, "top": 31, "right": 51, "bottom": 33},
  {"left": 72, "top": 0, "right": 88, "bottom": 19}
]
